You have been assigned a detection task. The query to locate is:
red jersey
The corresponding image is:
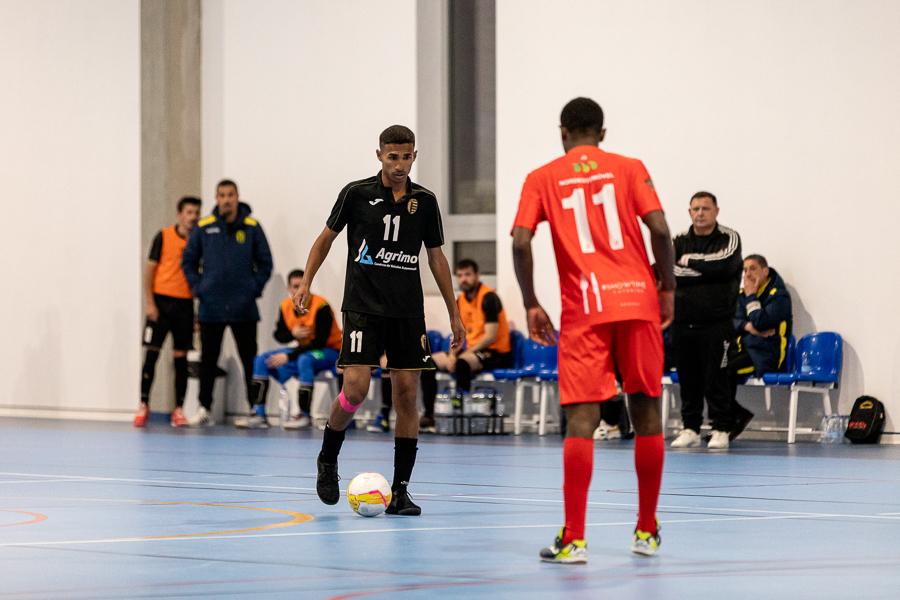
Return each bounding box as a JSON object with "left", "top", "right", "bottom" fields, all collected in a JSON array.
[{"left": 512, "top": 145, "right": 662, "bottom": 327}]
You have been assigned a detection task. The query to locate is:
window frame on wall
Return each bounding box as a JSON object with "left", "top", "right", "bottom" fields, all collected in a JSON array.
[{"left": 416, "top": 0, "right": 497, "bottom": 291}]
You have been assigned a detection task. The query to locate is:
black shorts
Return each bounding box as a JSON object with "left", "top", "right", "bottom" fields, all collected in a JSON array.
[
  {"left": 473, "top": 350, "right": 513, "bottom": 371},
  {"left": 143, "top": 294, "right": 194, "bottom": 351},
  {"left": 338, "top": 311, "right": 435, "bottom": 371}
]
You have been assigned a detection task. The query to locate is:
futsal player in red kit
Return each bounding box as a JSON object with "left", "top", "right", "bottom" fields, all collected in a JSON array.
[{"left": 512, "top": 98, "right": 676, "bottom": 563}]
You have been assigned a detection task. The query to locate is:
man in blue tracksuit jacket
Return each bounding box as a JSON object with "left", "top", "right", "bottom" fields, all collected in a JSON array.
[
  {"left": 727, "top": 253, "right": 793, "bottom": 440},
  {"left": 181, "top": 179, "right": 273, "bottom": 426}
]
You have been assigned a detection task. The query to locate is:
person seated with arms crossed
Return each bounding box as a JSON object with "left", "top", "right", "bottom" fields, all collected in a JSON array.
[
  {"left": 241, "top": 269, "right": 342, "bottom": 429},
  {"left": 726, "top": 254, "right": 793, "bottom": 441},
  {"left": 419, "top": 259, "right": 513, "bottom": 432},
  {"left": 135, "top": 196, "right": 202, "bottom": 428}
]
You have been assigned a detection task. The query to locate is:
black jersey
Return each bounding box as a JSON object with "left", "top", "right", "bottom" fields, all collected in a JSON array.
[{"left": 326, "top": 172, "right": 444, "bottom": 318}]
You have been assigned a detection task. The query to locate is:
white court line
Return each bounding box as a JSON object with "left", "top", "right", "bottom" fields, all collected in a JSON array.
[
  {"left": 0, "top": 479, "right": 88, "bottom": 485},
  {"left": 446, "top": 495, "right": 900, "bottom": 519},
  {"left": 0, "top": 513, "right": 847, "bottom": 548},
  {"left": 3, "top": 471, "right": 900, "bottom": 522},
  {"left": 0, "top": 471, "right": 315, "bottom": 492}
]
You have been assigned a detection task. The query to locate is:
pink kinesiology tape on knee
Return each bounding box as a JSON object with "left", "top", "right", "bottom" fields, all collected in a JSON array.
[{"left": 338, "top": 391, "right": 360, "bottom": 414}]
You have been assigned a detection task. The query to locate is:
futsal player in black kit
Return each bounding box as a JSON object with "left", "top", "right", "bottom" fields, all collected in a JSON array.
[{"left": 294, "top": 125, "right": 465, "bottom": 515}]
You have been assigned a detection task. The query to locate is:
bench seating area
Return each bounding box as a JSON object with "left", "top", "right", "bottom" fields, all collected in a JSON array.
[{"left": 433, "top": 329, "right": 842, "bottom": 443}]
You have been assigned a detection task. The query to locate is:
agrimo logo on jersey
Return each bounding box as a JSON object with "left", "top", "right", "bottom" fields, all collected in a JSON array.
[{"left": 354, "top": 239, "right": 419, "bottom": 271}]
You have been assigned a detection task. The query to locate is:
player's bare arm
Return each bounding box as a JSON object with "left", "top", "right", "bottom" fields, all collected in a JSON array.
[
  {"left": 144, "top": 260, "right": 159, "bottom": 322},
  {"left": 642, "top": 210, "right": 676, "bottom": 329},
  {"left": 512, "top": 226, "right": 556, "bottom": 346},
  {"left": 468, "top": 321, "right": 499, "bottom": 353},
  {"left": 294, "top": 226, "right": 339, "bottom": 313},
  {"left": 426, "top": 246, "right": 466, "bottom": 353}
]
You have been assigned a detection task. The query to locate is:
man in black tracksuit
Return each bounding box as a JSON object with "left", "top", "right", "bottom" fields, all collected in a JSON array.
[
  {"left": 181, "top": 179, "right": 273, "bottom": 426},
  {"left": 670, "top": 191, "right": 742, "bottom": 450}
]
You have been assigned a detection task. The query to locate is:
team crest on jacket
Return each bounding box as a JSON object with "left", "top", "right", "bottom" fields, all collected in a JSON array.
[
  {"left": 408, "top": 198, "right": 418, "bottom": 214},
  {"left": 235, "top": 230, "right": 246, "bottom": 244},
  {"left": 420, "top": 334, "right": 427, "bottom": 351}
]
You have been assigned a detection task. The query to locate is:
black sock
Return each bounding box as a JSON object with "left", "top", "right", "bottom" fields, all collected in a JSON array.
[
  {"left": 141, "top": 349, "right": 160, "bottom": 401},
  {"left": 456, "top": 359, "right": 473, "bottom": 392},
  {"left": 420, "top": 369, "right": 437, "bottom": 418},
  {"left": 380, "top": 375, "right": 393, "bottom": 420},
  {"left": 249, "top": 378, "right": 269, "bottom": 408},
  {"left": 392, "top": 437, "right": 418, "bottom": 493},
  {"left": 173, "top": 356, "right": 188, "bottom": 408},
  {"left": 319, "top": 423, "right": 346, "bottom": 464},
  {"left": 298, "top": 385, "right": 313, "bottom": 416}
]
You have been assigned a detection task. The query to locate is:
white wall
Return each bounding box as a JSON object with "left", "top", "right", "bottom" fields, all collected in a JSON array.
[
  {"left": 496, "top": 0, "right": 900, "bottom": 435},
  {"left": 0, "top": 1, "right": 140, "bottom": 419},
  {"left": 202, "top": 0, "right": 417, "bottom": 412}
]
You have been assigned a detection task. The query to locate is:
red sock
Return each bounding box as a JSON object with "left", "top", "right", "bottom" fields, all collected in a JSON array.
[
  {"left": 562, "top": 437, "right": 594, "bottom": 544},
  {"left": 634, "top": 434, "right": 664, "bottom": 533}
]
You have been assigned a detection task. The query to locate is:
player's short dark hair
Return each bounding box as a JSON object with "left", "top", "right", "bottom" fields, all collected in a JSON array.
[
  {"left": 690, "top": 190, "right": 718, "bottom": 206},
  {"left": 287, "top": 269, "right": 305, "bottom": 282},
  {"left": 217, "top": 179, "right": 239, "bottom": 194},
  {"left": 560, "top": 97, "right": 604, "bottom": 135},
  {"left": 177, "top": 196, "right": 201, "bottom": 212},
  {"left": 455, "top": 258, "right": 479, "bottom": 273},
  {"left": 745, "top": 254, "right": 768, "bottom": 269},
  {"left": 379, "top": 125, "right": 415, "bottom": 147}
]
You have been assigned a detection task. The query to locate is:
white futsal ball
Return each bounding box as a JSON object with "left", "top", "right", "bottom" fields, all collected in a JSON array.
[{"left": 347, "top": 472, "right": 392, "bottom": 517}]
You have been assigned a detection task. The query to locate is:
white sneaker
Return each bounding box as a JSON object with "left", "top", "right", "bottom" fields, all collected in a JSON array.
[
  {"left": 593, "top": 421, "right": 621, "bottom": 440},
  {"left": 283, "top": 415, "right": 311, "bottom": 430},
  {"left": 188, "top": 406, "right": 215, "bottom": 428},
  {"left": 234, "top": 414, "right": 269, "bottom": 429},
  {"left": 707, "top": 430, "right": 730, "bottom": 450},
  {"left": 670, "top": 428, "right": 701, "bottom": 448}
]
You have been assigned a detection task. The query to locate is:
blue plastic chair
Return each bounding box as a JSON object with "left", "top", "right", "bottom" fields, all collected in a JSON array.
[
  {"left": 794, "top": 332, "right": 842, "bottom": 384},
  {"left": 489, "top": 335, "right": 559, "bottom": 435},
  {"left": 522, "top": 338, "right": 558, "bottom": 371},
  {"left": 508, "top": 330, "right": 526, "bottom": 367},
  {"left": 779, "top": 332, "right": 842, "bottom": 443},
  {"left": 426, "top": 330, "right": 447, "bottom": 354},
  {"left": 760, "top": 335, "right": 797, "bottom": 385},
  {"left": 492, "top": 336, "right": 556, "bottom": 380}
]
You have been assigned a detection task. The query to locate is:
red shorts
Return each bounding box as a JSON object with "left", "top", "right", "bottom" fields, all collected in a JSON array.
[{"left": 558, "top": 319, "right": 663, "bottom": 405}]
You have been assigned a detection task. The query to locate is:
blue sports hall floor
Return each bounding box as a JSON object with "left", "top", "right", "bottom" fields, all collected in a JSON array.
[{"left": 1, "top": 417, "right": 900, "bottom": 599}]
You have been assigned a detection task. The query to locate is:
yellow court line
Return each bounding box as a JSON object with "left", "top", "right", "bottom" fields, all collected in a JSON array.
[
  {"left": 0, "top": 509, "right": 48, "bottom": 528},
  {"left": 142, "top": 502, "right": 314, "bottom": 540}
]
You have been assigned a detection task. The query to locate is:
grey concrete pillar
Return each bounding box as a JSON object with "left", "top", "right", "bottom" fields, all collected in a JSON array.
[{"left": 141, "top": 0, "right": 202, "bottom": 413}]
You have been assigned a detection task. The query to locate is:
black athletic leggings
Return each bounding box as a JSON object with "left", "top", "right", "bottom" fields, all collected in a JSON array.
[{"left": 199, "top": 322, "right": 257, "bottom": 411}]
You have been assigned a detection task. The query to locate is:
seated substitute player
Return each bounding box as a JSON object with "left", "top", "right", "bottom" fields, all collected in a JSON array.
[
  {"left": 419, "top": 258, "right": 512, "bottom": 431},
  {"left": 512, "top": 97, "right": 676, "bottom": 563},
  {"left": 240, "top": 269, "right": 342, "bottom": 429},
  {"left": 726, "top": 254, "right": 793, "bottom": 440},
  {"left": 135, "top": 196, "right": 202, "bottom": 428},
  {"left": 294, "top": 125, "right": 465, "bottom": 516}
]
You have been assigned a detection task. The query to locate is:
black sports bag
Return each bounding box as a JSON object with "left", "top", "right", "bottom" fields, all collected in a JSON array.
[{"left": 844, "top": 396, "right": 885, "bottom": 444}]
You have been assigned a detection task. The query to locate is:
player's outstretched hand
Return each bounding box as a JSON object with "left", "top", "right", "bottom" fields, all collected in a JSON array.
[
  {"left": 449, "top": 314, "right": 466, "bottom": 354},
  {"left": 292, "top": 281, "right": 311, "bottom": 314},
  {"left": 659, "top": 290, "right": 674, "bottom": 330},
  {"left": 527, "top": 306, "right": 557, "bottom": 346}
]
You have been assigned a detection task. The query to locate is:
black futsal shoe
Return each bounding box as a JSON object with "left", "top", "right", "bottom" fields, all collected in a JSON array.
[
  {"left": 385, "top": 489, "right": 421, "bottom": 516},
  {"left": 730, "top": 408, "right": 755, "bottom": 441},
  {"left": 316, "top": 457, "right": 340, "bottom": 505}
]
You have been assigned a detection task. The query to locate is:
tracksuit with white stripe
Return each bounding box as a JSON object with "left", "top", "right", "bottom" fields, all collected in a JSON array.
[{"left": 672, "top": 224, "right": 743, "bottom": 434}]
